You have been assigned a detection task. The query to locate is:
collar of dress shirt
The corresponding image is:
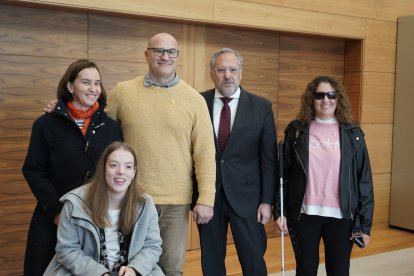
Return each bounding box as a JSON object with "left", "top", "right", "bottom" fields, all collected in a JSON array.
[
  {"left": 144, "top": 73, "right": 180, "bottom": 87},
  {"left": 213, "top": 87, "right": 241, "bottom": 100}
]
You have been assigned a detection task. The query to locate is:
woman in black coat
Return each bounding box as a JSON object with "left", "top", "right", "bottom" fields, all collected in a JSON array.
[
  {"left": 22, "top": 59, "right": 123, "bottom": 276},
  {"left": 275, "top": 76, "right": 374, "bottom": 276}
]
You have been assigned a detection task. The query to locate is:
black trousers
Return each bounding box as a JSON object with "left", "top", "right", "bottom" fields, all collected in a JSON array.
[
  {"left": 197, "top": 190, "right": 267, "bottom": 276},
  {"left": 288, "top": 214, "right": 353, "bottom": 276},
  {"left": 24, "top": 205, "right": 57, "bottom": 276}
]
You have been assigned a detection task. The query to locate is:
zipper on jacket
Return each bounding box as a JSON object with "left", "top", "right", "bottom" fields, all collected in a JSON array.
[
  {"left": 127, "top": 197, "right": 146, "bottom": 260},
  {"left": 293, "top": 144, "right": 307, "bottom": 221},
  {"left": 84, "top": 141, "right": 89, "bottom": 153},
  {"left": 294, "top": 147, "right": 307, "bottom": 179},
  {"left": 72, "top": 215, "right": 101, "bottom": 259},
  {"left": 94, "top": 122, "right": 106, "bottom": 129},
  {"left": 348, "top": 165, "right": 353, "bottom": 220}
]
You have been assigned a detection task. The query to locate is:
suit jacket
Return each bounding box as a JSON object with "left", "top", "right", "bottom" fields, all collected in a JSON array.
[{"left": 199, "top": 88, "right": 277, "bottom": 218}]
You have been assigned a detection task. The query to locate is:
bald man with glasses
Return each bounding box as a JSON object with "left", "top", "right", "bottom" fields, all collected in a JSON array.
[{"left": 106, "top": 33, "right": 216, "bottom": 276}]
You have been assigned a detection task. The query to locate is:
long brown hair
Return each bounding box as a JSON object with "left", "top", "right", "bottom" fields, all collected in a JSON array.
[
  {"left": 84, "top": 142, "right": 143, "bottom": 234},
  {"left": 56, "top": 59, "right": 107, "bottom": 103},
  {"left": 297, "top": 75, "right": 354, "bottom": 124}
]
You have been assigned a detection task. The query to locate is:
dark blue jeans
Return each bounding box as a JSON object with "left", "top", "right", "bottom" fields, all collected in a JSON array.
[
  {"left": 24, "top": 205, "right": 57, "bottom": 276},
  {"left": 288, "top": 214, "right": 353, "bottom": 276}
]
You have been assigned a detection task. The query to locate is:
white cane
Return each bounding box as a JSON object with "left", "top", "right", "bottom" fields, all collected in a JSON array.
[{"left": 278, "top": 140, "right": 285, "bottom": 276}]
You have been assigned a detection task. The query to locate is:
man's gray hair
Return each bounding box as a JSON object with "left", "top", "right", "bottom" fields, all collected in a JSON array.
[{"left": 210, "top": 48, "right": 244, "bottom": 70}]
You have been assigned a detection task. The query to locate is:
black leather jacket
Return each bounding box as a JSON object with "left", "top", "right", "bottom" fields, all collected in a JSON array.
[{"left": 275, "top": 120, "right": 374, "bottom": 235}]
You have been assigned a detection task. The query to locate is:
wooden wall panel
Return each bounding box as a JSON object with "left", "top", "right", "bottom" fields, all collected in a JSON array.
[
  {"left": 362, "top": 72, "right": 395, "bottom": 124},
  {"left": 343, "top": 40, "right": 363, "bottom": 122},
  {"left": 278, "top": 35, "right": 345, "bottom": 135},
  {"left": 362, "top": 124, "right": 393, "bottom": 174},
  {"left": 10, "top": 0, "right": 414, "bottom": 24},
  {"left": 0, "top": 4, "right": 87, "bottom": 58},
  {"left": 0, "top": 0, "right": 409, "bottom": 274},
  {"left": 343, "top": 71, "right": 362, "bottom": 123},
  {"left": 202, "top": 27, "right": 279, "bottom": 102},
  {"left": 88, "top": 15, "right": 186, "bottom": 63},
  {"left": 0, "top": 54, "right": 85, "bottom": 273},
  {"left": 364, "top": 20, "right": 397, "bottom": 73},
  {"left": 94, "top": 60, "right": 148, "bottom": 96},
  {"left": 88, "top": 14, "right": 188, "bottom": 91},
  {"left": 213, "top": 0, "right": 365, "bottom": 38},
  {"left": 279, "top": 0, "right": 414, "bottom": 22},
  {"left": 9, "top": 0, "right": 214, "bottom": 21},
  {"left": 372, "top": 173, "right": 391, "bottom": 228},
  {"left": 344, "top": 39, "right": 362, "bottom": 73},
  {"left": 0, "top": 5, "right": 88, "bottom": 272}
]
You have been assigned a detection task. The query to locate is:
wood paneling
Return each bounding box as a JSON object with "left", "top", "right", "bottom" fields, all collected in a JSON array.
[
  {"left": 87, "top": 14, "right": 187, "bottom": 90},
  {"left": 94, "top": 60, "right": 148, "bottom": 95},
  {"left": 0, "top": 0, "right": 409, "bottom": 274},
  {"left": 213, "top": 0, "right": 366, "bottom": 38},
  {"left": 361, "top": 72, "right": 395, "bottom": 124},
  {"left": 372, "top": 173, "right": 391, "bottom": 227},
  {"left": 88, "top": 15, "right": 186, "bottom": 63},
  {"left": 343, "top": 39, "right": 363, "bottom": 122},
  {"left": 239, "top": 0, "right": 283, "bottom": 6},
  {"left": 362, "top": 123, "right": 393, "bottom": 174},
  {"left": 278, "top": 35, "right": 345, "bottom": 135},
  {"left": 0, "top": 4, "right": 87, "bottom": 58},
  {"left": 0, "top": 54, "right": 77, "bottom": 273},
  {"left": 364, "top": 19, "right": 397, "bottom": 73},
  {"left": 199, "top": 26, "right": 279, "bottom": 103},
  {"left": 9, "top": 0, "right": 214, "bottom": 21},
  {"left": 281, "top": 0, "right": 414, "bottom": 23},
  {"left": 343, "top": 71, "right": 362, "bottom": 123},
  {"left": 10, "top": 0, "right": 414, "bottom": 24},
  {"left": 344, "top": 39, "right": 363, "bottom": 73}
]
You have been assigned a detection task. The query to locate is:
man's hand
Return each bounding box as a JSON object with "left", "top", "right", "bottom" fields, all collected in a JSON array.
[
  {"left": 256, "top": 203, "right": 272, "bottom": 224},
  {"left": 44, "top": 99, "right": 58, "bottom": 113},
  {"left": 275, "top": 216, "right": 288, "bottom": 234},
  {"left": 192, "top": 204, "right": 213, "bottom": 224}
]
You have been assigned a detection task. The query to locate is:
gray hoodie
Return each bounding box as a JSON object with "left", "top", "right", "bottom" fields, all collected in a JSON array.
[{"left": 44, "top": 184, "right": 164, "bottom": 276}]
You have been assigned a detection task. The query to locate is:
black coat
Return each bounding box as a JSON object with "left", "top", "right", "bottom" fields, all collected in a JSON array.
[
  {"left": 22, "top": 100, "right": 123, "bottom": 219},
  {"left": 201, "top": 88, "right": 277, "bottom": 218},
  {"left": 275, "top": 119, "right": 374, "bottom": 235}
]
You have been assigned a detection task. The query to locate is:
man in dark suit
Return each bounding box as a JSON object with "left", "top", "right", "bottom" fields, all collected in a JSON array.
[{"left": 197, "top": 48, "right": 277, "bottom": 275}]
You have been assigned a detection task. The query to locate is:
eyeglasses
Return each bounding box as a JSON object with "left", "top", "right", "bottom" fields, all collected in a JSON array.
[
  {"left": 313, "top": 91, "right": 337, "bottom": 100},
  {"left": 147, "top": 48, "right": 179, "bottom": 58},
  {"left": 211, "top": 67, "right": 241, "bottom": 75}
]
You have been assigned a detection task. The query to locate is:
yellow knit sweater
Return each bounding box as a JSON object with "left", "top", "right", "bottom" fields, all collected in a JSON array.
[{"left": 106, "top": 76, "right": 216, "bottom": 206}]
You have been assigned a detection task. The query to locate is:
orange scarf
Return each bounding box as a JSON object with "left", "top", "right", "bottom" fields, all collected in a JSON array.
[{"left": 67, "top": 101, "right": 99, "bottom": 136}]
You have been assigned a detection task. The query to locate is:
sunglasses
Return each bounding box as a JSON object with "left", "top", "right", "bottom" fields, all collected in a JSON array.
[{"left": 313, "top": 91, "right": 337, "bottom": 100}]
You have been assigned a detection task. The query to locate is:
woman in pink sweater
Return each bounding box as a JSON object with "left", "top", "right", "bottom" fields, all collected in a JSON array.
[{"left": 275, "top": 76, "right": 374, "bottom": 276}]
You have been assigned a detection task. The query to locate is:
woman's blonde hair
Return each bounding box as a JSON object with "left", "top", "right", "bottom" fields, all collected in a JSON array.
[{"left": 84, "top": 141, "right": 143, "bottom": 234}]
